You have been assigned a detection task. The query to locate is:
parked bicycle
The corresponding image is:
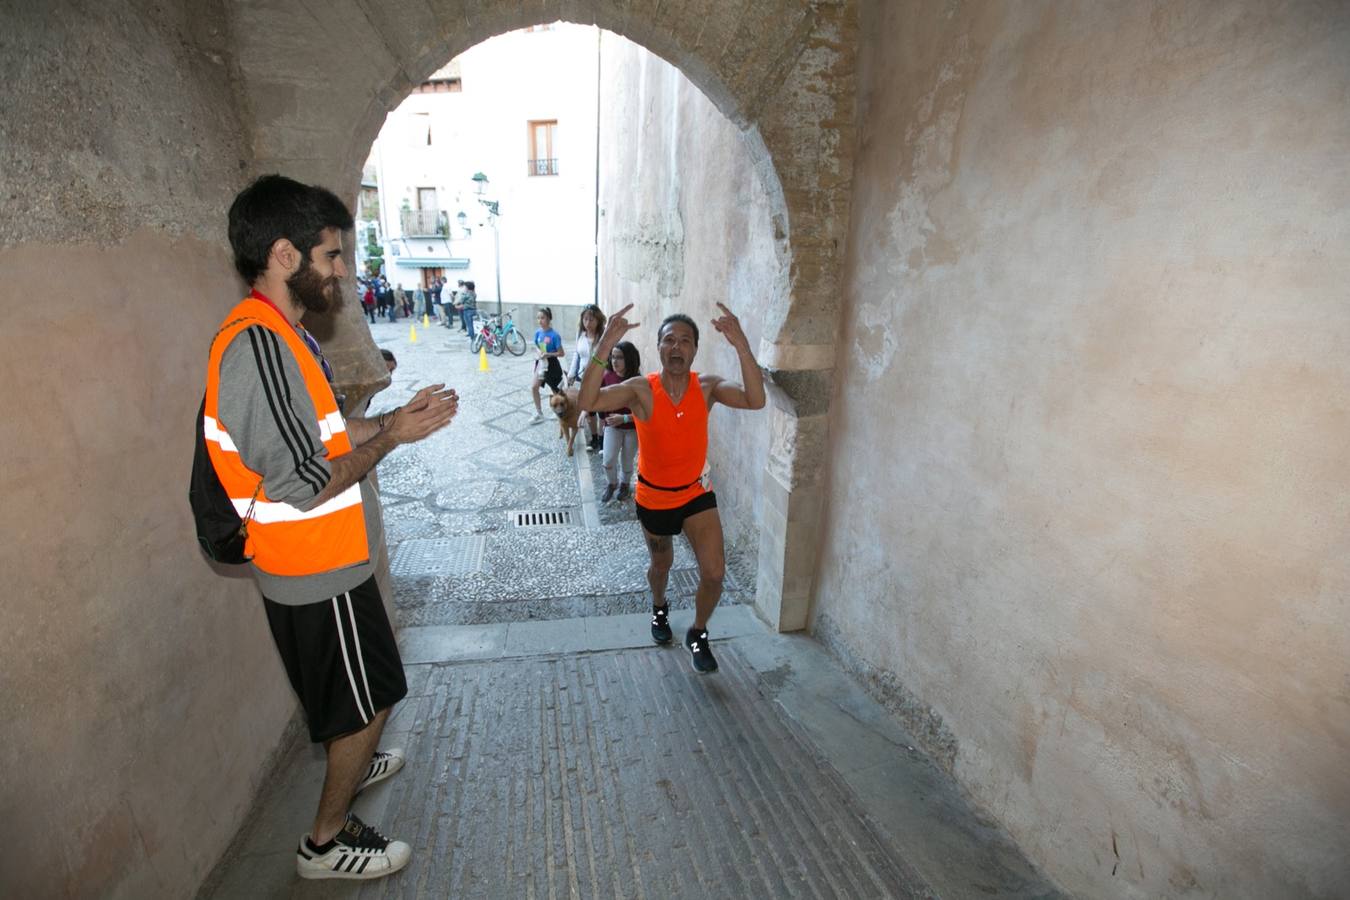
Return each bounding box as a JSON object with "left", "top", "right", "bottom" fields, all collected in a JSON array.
[
  {"left": 497, "top": 310, "right": 527, "bottom": 356},
  {"left": 471, "top": 309, "right": 527, "bottom": 356}
]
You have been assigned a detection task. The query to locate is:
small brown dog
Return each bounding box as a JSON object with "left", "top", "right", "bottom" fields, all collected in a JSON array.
[{"left": 549, "top": 389, "right": 581, "bottom": 456}]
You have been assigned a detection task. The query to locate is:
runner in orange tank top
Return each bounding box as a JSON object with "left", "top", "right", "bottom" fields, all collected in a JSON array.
[{"left": 578, "top": 302, "right": 766, "bottom": 673}]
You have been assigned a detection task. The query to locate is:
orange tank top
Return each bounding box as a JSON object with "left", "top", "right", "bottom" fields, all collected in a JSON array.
[{"left": 634, "top": 371, "right": 708, "bottom": 510}]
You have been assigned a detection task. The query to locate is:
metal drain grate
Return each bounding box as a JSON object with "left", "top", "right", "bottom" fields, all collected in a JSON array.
[
  {"left": 510, "top": 508, "right": 575, "bottom": 528},
  {"left": 390, "top": 536, "right": 487, "bottom": 578},
  {"left": 667, "top": 567, "right": 736, "bottom": 593}
]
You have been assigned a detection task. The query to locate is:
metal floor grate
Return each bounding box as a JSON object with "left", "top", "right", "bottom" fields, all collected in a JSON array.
[
  {"left": 390, "top": 536, "right": 487, "bottom": 578},
  {"left": 667, "top": 567, "right": 736, "bottom": 593},
  {"left": 510, "top": 508, "right": 575, "bottom": 529}
]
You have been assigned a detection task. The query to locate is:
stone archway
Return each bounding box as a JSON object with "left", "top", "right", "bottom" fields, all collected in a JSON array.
[{"left": 222, "top": 0, "right": 856, "bottom": 630}]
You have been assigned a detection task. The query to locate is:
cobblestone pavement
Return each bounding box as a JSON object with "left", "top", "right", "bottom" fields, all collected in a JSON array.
[{"left": 367, "top": 319, "right": 754, "bottom": 627}]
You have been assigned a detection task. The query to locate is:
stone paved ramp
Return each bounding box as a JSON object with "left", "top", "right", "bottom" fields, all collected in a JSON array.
[
  {"left": 201, "top": 611, "right": 1060, "bottom": 900},
  {"left": 311, "top": 646, "right": 926, "bottom": 900}
]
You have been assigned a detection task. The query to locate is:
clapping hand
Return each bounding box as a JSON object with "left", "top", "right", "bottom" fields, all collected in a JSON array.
[{"left": 387, "top": 383, "right": 457, "bottom": 443}]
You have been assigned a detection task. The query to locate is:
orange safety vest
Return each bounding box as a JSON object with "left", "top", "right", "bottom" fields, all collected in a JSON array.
[
  {"left": 633, "top": 371, "right": 708, "bottom": 510},
  {"left": 202, "top": 297, "right": 369, "bottom": 577}
]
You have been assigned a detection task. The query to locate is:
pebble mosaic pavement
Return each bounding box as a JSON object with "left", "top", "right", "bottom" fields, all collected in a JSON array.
[{"left": 369, "top": 320, "right": 751, "bottom": 627}]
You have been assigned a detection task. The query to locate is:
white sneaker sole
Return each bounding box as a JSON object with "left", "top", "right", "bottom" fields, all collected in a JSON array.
[{"left": 296, "top": 850, "right": 411, "bottom": 881}]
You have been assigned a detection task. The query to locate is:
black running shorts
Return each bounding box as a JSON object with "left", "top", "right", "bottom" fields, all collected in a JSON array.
[
  {"left": 636, "top": 491, "right": 718, "bottom": 536},
  {"left": 263, "top": 575, "right": 408, "bottom": 743},
  {"left": 538, "top": 357, "right": 564, "bottom": 392}
]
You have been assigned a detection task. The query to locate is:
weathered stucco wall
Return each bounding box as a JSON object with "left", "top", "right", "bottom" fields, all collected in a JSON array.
[
  {"left": 597, "top": 33, "right": 781, "bottom": 571},
  {"left": 0, "top": 2, "right": 298, "bottom": 896},
  {"left": 814, "top": 2, "right": 1350, "bottom": 897}
]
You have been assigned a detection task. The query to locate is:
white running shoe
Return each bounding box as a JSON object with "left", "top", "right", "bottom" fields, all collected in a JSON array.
[
  {"left": 529, "top": 411, "right": 544, "bottom": 424},
  {"left": 355, "top": 748, "right": 404, "bottom": 795},
  {"left": 296, "top": 814, "right": 411, "bottom": 880}
]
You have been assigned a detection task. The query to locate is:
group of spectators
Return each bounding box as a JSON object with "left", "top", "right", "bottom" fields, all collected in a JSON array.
[
  {"left": 431, "top": 278, "right": 477, "bottom": 333},
  {"left": 358, "top": 275, "right": 477, "bottom": 332}
]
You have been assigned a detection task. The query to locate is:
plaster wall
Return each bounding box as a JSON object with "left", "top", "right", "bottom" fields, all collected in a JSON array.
[
  {"left": 596, "top": 33, "right": 781, "bottom": 563},
  {"left": 0, "top": 2, "right": 296, "bottom": 896},
  {"left": 814, "top": 1, "right": 1350, "bottom": 897}
]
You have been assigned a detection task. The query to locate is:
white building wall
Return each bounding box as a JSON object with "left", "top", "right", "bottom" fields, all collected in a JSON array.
[{"left": 366, "top": 23, "right": 600, "bottom": 312}]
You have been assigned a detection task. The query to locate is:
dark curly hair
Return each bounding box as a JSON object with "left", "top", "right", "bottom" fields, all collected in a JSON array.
[{"left": 227, "top": 175, "right": 353, "bottom": 284}]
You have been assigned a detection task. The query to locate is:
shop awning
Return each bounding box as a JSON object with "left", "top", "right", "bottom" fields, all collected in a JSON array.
[{"left": 389, "top": 238, "right": 470, "bottom": 268}]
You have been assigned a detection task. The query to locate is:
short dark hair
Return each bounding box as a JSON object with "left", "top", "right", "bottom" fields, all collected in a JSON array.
[
  {"left": 227, "top": 174, "right": 354, "bottom": 284},
  {"left": 611, "top": 340, "right": 641, "bottom": 376},
  {"left": 658, "top": 313, "right": 699, "bottom": 346},
  {"left": 464, "top": 280, "right": 475, "bottom": 290}
]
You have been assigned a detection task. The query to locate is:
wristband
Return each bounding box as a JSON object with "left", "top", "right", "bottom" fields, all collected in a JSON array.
[
  {"left": 378, "top": 411, "right": 392, "bottom": 432},
  {"left": 590, "top": 354, "right": 607, "bottom": 369}
]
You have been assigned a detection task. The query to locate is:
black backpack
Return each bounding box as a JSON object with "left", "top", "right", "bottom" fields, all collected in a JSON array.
[{"left": 189, "top": 395, "right": 253, "bottom": 564}]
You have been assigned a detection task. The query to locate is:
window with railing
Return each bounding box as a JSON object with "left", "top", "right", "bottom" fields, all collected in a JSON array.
[
  {"left": 527, "top": 120, "right": 558, "bottom": 177},
  {"left": 400, "top": 209, "right": 449, "bottom": 236}
]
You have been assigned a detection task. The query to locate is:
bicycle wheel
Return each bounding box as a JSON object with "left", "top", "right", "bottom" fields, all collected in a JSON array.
[
  {"left": 491, "top": 332, "right": 506, "bottom": 355},
  {"left": 505, "top": 327, "right": 527, "bottom": 356},
  {"left": 471, "top": 332, "right": 484, "bottom": 354}
]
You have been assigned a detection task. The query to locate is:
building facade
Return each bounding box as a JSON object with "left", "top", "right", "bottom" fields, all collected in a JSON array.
[{"left": 361, "top": 23, "right": 601, "bottom": 313}]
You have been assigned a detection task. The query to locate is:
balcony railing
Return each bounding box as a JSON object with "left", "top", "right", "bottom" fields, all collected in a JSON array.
[
  {"left": 400, "top": 209, "right": 449, "bottom": 236},
  {"left": 528, "top": 158, "right": 559, "bottom": 177}
]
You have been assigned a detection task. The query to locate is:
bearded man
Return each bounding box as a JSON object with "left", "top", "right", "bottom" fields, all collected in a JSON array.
[{"left": 204, "top": 175, "right": 457, "bottom": 880}]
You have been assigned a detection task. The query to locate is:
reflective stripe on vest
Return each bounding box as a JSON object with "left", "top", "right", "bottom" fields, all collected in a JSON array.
[{"left": 203, "top": 298, "right": 369, "bottom": 577}]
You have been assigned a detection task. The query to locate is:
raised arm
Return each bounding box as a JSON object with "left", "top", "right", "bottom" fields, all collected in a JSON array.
[
  {"left": 708, "top": 302, "right": 766, "bottom": 410},
  {"left": 578, "top": 304, "right": 651, "bottom": 417}
]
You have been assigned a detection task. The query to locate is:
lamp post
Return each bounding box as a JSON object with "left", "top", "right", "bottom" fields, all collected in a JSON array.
[{"left": 472, "top": 172, "right": 503, "bottom": 318}]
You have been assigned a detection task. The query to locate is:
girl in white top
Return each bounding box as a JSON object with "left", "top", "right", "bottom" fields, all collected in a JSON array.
[{"left": 567, "top": 304, "right": 607, "bottom": 451}]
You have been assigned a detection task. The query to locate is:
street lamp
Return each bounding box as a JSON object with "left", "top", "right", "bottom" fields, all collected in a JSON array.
[{"left": 472, "top": 173, "right": 503, "bottom": 318}]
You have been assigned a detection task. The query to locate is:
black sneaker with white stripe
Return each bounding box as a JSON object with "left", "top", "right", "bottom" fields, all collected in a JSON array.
[
  {"left": 355, "top": 748, "right": 404, "bottom": 795},
  {"left": 651, "top": 605, "right": 672, "bottom": 644},
  {"left": 297, "top": 813, "right": 411, "bottom": 880},
  {"left": 684, "top": 626, "right": 718, "bottom": 674}
]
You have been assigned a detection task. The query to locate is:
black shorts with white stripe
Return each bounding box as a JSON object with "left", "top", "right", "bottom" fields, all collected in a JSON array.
[{"left": 263, "top": 575, "right": 408, "bottom": 743}]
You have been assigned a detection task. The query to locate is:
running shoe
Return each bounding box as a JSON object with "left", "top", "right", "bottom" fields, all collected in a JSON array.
[
  {"left": 616, "top": 483, "right": 630, "bottom": 501},
  {"left": 684, "top": 626, "right": 718, "bottom": 673},
  {"left": 651, "top": 605, "right": 672, "bottom": 644},
  {"left": 601, "top": 484, "right": 617, "bottom": 503},
  {"left": 355, "top": 748, "right": 404, "bottom": 795},
  {"left": 529, "top": 412, "right": 543, "bottom": 424},
  {"left": 296, "top": 814, "right": 411, "bottom": 880}
]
